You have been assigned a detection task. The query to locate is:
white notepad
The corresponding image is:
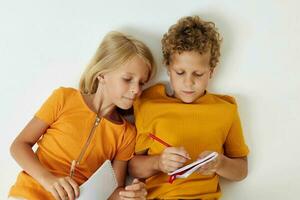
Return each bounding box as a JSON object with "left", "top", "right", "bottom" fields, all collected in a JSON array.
[
  {"left": 77, "top": 160, "right": 118, "bottom": 200},
  {"left": 168, "top": 152, "right": 218, "bottom": 178}
]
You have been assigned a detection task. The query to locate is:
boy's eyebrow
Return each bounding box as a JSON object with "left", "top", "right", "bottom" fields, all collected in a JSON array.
[{"left": 171, "top": 67, "right": 208, "bottom": 73}]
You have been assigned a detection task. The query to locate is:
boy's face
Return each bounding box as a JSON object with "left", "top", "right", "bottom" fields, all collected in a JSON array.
[{"left": 168, "top": 51, "right": 213, "bottom": 103}]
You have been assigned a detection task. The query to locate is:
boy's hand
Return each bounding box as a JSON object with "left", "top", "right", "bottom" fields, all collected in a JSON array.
[
  {"left": 156, "top": 147, "right": 190, "bottom": 173},
  {"left": 119, "top": 179, "right": 147, "bottom": 200},
  {"left": 40, "top": 174, "right": 80, "bottom": 200},
  {"left": 196, "top": 151, "right": 223, "bottom": 176}
]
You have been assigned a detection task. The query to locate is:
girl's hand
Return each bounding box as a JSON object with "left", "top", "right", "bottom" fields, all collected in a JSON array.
[
  {"left": 40, "top": 174, "right": 80, "bottom": 200},
  {"left": 196, "top": 151, "right": 223, "bottom": 176},
  {"left": 119, "top": 179, "right": 147, "bottom": 200},
  {"left": 157, "top": 147, "right": 190, "bottom": 173}
]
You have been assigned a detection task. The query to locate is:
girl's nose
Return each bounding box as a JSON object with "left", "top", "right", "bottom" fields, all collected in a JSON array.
[{"left": 130, "top": 84, "right": 141, "bottom": 95}]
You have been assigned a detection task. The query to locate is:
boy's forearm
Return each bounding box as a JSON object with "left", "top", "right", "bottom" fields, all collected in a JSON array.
[
  {"left": 128, "top": 155, "right": 161, "bottom": 178},
  {"left": 216, "top": 155, "right": 248, "bottom": 181}
]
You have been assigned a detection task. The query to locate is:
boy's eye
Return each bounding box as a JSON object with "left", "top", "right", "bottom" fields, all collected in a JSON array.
[{"left": 176, "top": 71, "right": 184, "bottom": 75}]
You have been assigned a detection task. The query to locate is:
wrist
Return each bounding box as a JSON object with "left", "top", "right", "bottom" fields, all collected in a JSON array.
[
  {"left": 152, "top": 155, "right": 161, "bottom": 171},
  {"left": 37, "top": 171, "right": 54, "bottom": 187},
  {"left": 216, "top": 154, "right": 226, "bottom": 173}
]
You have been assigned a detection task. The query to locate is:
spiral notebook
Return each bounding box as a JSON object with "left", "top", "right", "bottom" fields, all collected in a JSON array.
[
  {"left": 77, "top": 160, "right": 118, "bottom": 199},
  {"left": 167, "top": 152, "right": 218, "bottom": 183}
]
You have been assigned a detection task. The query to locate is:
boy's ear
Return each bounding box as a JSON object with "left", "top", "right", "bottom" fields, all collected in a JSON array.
[
  {"left": 167, "top": 67, "right": 171, "bottom": 76},
  {"left": 209, "top": 67, "right": 215, "bottom": 78}
]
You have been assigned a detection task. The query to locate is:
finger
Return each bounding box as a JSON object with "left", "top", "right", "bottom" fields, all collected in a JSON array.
[
  {"left": 198, "top": 151, "right": 214, "bottom": 159},
  {"left": 160, "top": 160, "right": 183, "bottom": 173},
  {"left": 165, "top": 147, "right": 190, "bottom": 159},
  {"left": 125, "top": 182, "right": 145, "bottom": 191},
  {"left": 121, "top": 197, "right": 145, "bottom": 200},
  {"left": 132, "top": 178, "right": 139, "bottom": 184},
  {"left": 166, "top": 160, "right": 185, "bottom": 170},
  {"left": 54, "top": 182, "right": 67, "bottom": 200},
  {"left": 202, "top": 160, "right": 218, "bottom": 170},
  {"left": 197, "top": 166, "right": 216, "bottom": 175},
  {"left": 201, "top": 170, "right": 215, "bottom": 176},
  {"left": 67, "top": 177, "right": 80, "bottom": 198},
  {"left": 167, "top": 154, "right": 189, "bottom": 164},
  {"left": 120, "top": 190, "right": 146, "bottom": 198},
  {"left": 60, "top": 178, "right": 75, "bottom": 200},
  {"left": 49, "top": 185, "right": 61, "bottom": 200},
  {"left": 119, "top": 190, "right": 138, "bottom": 198}
]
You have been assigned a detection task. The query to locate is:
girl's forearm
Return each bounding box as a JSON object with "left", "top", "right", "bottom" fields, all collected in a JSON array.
[
  {"left": 108, "top": 187, "right": 124, "bottom": 200},
  {"left": 10, "top": 141, "right": 54, "bottom": 184},
  {"left": 128, "top": 155, "right": 161, "bottom": 179},
  {"left": 216, "top": 155, "right": 248, "bottom": 181}
]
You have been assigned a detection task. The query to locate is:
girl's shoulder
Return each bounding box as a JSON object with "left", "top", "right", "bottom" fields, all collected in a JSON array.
[
  {"left": 54, "top": 86, "right": 78, "bottom": 95},
  {"left": 50, "top": 87, "right": 79, "bottom": 100}
]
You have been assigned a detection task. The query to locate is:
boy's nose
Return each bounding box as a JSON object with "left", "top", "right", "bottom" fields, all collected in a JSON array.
[{"left": 183, "top": 76, "right": 194, "bottom": 87}]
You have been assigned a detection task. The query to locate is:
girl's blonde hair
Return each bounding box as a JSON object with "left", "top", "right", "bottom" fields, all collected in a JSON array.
[{"left": 80, "top": 31, "right": 156, "bottom": 94}]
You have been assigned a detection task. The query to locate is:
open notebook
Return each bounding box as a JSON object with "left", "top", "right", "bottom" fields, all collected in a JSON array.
[
  {"left": 168, "top": 152, "right": 218, "bottom": 183},
  {"left": 77, "top": 160, "right": 118, "bottom": 199}
]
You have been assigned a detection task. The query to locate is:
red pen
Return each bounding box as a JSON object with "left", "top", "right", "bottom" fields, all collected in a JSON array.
[{"left": 149, "top": 133, "right": 172, "bottom": 147}]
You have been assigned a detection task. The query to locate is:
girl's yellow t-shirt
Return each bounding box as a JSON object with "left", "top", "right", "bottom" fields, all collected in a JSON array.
[
  {"left": 134, "top": 84, "right": 249, "bottom": 200},
  {"left": 9, "top": 87, "right": 136, "bottom": 200}
]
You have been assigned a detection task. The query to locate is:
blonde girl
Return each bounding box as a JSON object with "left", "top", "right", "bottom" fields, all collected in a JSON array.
[{"left": 9, "top": 31, "right": 156, "bottom": 200}]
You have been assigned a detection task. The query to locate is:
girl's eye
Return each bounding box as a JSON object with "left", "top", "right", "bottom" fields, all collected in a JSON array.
[
  {"left": 139, "top": 82, "right": 145, "bottom": 86},
  {"left": 195, "top": 73, "right": 204, "bottom": 77},
  {"left": 123, "top": 77, "right": 132, "bottom": 82}
]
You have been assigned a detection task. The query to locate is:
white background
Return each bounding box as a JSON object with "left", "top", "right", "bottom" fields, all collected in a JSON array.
[{"left": 1, "top": 0, "right": 299, "bottom": 199}]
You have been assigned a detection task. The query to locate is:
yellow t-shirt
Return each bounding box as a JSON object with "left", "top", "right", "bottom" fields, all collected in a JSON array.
[
  {"left": 134, "top": 84, "right": 249, "bottom": 200},
  {"left": 9, "top": 87, "right": 136, "bottom": 200}
]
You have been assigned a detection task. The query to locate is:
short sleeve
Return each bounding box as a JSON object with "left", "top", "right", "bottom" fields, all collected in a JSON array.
[
  {"left": 35, "top": 88, "right": 64, "bottom": 125},
  {"left": 114, "top": 124, "right": 137, "bottom": 161},
  {"left": 133, "top": 99, "right": 154, "bottom": 154},
  {"left": 224, "top": 106, "right": 249, "bottom": 157}
]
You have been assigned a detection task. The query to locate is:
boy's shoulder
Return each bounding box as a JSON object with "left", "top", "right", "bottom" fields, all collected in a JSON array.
[
  {"left": 210, "top": 93, "right": 237, "bottom": 105},
  {"left": 140, "top": 83, "right": 166, "bottom": 99},
  {"left": 208, "top": 93, "right": 238, "bottom": 109},
  {"left": 206, "top": 93, "right": 240, "bottom": 118},
  {"left": 134, "top": 83, "right": 165, "bottom": 110}
]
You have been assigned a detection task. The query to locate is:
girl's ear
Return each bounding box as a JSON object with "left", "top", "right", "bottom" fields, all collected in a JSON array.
[{"left": 97, "top": 74, "right": 105, "bottom": 84}]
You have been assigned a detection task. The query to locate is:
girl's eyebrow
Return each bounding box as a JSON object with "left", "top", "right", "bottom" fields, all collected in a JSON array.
[
  {"left": 124, "top": 72, "right": 148, "bottom": 81},
  {"left": 123, "top": 72, "right": 134, "bottom": 75}
]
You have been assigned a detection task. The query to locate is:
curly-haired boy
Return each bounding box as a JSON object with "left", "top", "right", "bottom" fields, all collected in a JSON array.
[{"left": 129, "top": 16, "right": 249, "bottom": 199}]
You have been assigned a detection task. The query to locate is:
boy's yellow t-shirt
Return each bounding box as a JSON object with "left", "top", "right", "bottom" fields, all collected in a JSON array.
[
  {"left": 134, "top": 84, "right": 249, "bottom": 200},
  {"left": 9, "top": 87, "right": 136, "bottom": 200}
]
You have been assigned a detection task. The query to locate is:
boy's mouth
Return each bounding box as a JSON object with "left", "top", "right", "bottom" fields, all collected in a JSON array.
[{"left": 182, "top": 90, "right": 195, "bottom": 95}]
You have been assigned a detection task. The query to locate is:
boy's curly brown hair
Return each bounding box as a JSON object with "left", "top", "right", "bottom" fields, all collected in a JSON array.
[{"left": 162, "top": 16, "right": 222, "bottom": 68}]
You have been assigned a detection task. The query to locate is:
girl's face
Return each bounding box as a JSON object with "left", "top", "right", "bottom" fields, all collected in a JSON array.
[
  {"left": 100, "top": 56, "right": 150, "bottom": 110},
  {"left": 168, "top": 51, "right": 213, "bottom": 103}
]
